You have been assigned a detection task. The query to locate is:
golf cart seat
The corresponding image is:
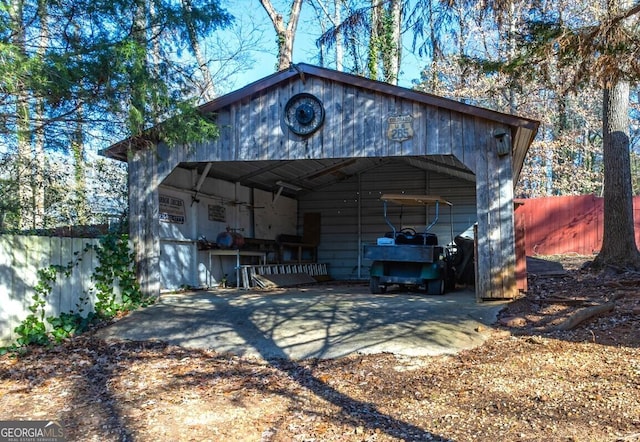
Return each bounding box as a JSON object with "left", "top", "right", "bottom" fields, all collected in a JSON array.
[{"left": 384, "top": 231, "right": 438, "bottom": 245}]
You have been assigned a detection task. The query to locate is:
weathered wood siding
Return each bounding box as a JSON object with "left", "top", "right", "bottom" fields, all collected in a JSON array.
[
  {"left": 153, "top": 77, "right": 498, "bottom": 174},
  {"left": 474, "top": 124, "right": 517, "bottom": 299},
  {"left": 131, "top": 75, "right": 518, "bottom": 299}
]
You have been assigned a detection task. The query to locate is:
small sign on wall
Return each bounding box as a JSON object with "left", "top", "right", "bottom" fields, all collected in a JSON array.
[
  {"left": 208, "top": 204, "right": 226, "bottom": 222},
  {"left": 387, "top": 114, "right": 414, "bottom": 142},
  {"left": 159, "top": 194, "right": 186, "bottom": 224}
]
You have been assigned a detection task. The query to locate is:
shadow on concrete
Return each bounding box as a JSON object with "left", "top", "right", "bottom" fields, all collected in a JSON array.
[{"left": 97, "top": 284, "right": 505, "bottom": 360}]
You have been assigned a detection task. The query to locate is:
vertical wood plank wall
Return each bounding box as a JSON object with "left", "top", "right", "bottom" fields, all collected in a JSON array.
[
  {"left": 131, "top": 75, "right": 519, "bottom": 299},
  {"left": 157, "top": 78, "right": 501, "bottom": 167}
]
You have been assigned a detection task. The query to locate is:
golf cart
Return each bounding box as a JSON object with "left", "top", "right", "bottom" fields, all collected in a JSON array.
[{"left": 363, "top": 194, "right": 456, "bottom": 295}]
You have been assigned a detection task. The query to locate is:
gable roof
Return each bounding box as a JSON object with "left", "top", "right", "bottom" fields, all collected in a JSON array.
[
  {"left": 103, "top": 63, "right": 539, "bottom": 181},
  {"left": 200, "top": 63, "right": 539, "bottom": 129}
]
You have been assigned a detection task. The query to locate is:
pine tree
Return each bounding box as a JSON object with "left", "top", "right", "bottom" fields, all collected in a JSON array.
[{"left": 0, "top": 0, "right": 233, "bottom": 230}]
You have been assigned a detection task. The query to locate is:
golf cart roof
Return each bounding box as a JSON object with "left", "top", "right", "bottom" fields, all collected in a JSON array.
[{"left": 380, "top": 194, "right": 452, "bottom": 206}]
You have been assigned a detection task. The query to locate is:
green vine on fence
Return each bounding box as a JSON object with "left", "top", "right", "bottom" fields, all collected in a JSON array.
[
  {"left": 91, "top": 234, "right": 153, "bottom": 317},
  {"left": 2, "top": 234, "right": 153, "bottom": 353},
  {"left": 12, "top": 266, "right": 59, "bottom": 347}
]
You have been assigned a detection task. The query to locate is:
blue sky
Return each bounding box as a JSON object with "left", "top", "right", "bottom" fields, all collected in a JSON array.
[{"left": 221, "top": 2, "right": 426, "bottom": 92}]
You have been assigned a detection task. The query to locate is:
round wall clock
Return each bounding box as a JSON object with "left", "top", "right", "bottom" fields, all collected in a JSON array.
[{"left": 284, "top": 93, "right": 325, "bottom": 136}]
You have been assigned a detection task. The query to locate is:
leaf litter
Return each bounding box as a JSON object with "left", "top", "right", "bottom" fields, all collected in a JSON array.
[{"left": 1, "top": 255, "right": 639, "bottom": 441}]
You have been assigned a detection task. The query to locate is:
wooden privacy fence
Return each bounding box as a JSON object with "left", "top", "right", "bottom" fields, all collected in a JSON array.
[
  {"left": 0, "top": 235, "right": 101, "bottom": 346},
  {"left": 514, "top": 195, "right": 640, "bottom": 256}
]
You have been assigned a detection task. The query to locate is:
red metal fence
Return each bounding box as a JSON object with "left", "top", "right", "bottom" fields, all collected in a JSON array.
[{"left": 514, "top": 195, "right": 640, "bottom": 256}]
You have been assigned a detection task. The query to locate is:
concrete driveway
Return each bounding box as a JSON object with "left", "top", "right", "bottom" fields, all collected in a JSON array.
[{"left": 96, "top": 284, "right": 507, "bottom": 361}]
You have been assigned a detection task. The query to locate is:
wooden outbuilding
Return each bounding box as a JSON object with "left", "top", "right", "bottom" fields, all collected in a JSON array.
[{"left": 104, "top": 63, "right": 539, "bottom": 301}]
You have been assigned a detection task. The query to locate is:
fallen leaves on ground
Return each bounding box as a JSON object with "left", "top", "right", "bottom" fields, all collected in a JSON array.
[{"left": 1, "top": 255, "right": 639, "bottom": 441}]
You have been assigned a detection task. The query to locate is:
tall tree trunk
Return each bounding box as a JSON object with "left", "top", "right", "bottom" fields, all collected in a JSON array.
[
  {"left": 149, "top": 0, "right": 162, "bottom": 124},
  {"left": 506, "top": 0, "right": 517, "bottom": 113},
  {"left": 260, "top": 0, "right": 303, "bottom": 71},
  {"left": 9, "top": 0, "right": 33, "bottom": 230},
  {"left": 427, "top": 0, "right": 438, "bottom": 91},
  {"left": 593, "top": 80, "right": 640, "bottom": 268},
  {"left": 386, "top": 0, "right": 402, "bottom": 85},
  {"left": 33, "top": 0, "right": 49, "bottom": 229},
  {"left": 456, "top": 3, "right": 467, "bottom": 92},
  {"left": 182, "top": 0, "right": 215, "bottom": 101},
  {"left": 315, "top": 0, "right": 344, "bottom": 70},
  {"left": 368, "top": 0, "right": 402, "bottom": 84},
  {"left": 33, "top": 105, "right": 45, "bottom": 229},
  {"left": 367, "top": 0, "right": 380, "bottom": 80},
  {"left": 71, "top": 105, "right": 89, "bottom": 225},
  {"left": 130, "top": 0, "right": 148, "bottom": 134},
  {"left": 334, "top": 0, "right": 343, "bottom": 71},
  {"left": 592, "top": 0, "right": 640, "bottom": 269}
]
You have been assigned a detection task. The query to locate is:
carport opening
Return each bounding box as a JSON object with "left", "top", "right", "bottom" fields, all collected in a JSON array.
[{"left": 157, "top": 155, "right": 478, "bottom": 295}]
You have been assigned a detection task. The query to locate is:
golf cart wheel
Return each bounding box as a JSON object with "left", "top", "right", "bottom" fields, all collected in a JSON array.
[
  {"left": 443, "top": 264, "right": 456, "bottom": 291},
  {"left": 370, "top": 276, "right": 386, "bottom": 294},
  {"left": 427, "top": 278, "right": 445, "bottom": 295}
]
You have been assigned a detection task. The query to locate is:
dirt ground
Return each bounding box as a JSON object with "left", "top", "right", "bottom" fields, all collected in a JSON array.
[{"left": 1, "top": 255, "right": 639, "bottom": 442}]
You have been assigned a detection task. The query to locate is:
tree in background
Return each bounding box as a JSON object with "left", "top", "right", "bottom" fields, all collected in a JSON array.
[
  {"left": 590, "top": 0, "right": 640, "bottom": 268},
  {"left": 500, "top": 0, "right": 640, "bottom": 267},
  {"left": 2, "top": 0, "right": 638, "bottom": 243},
  {"left": 0, "top": 154, "right": 21, "bottom": 231},
  {"left": 0, "top": 0, "right": 233, "bottom": 232},
  {"left": 259, "top": 0, "right": 304, "bottom": 70},
  {"left": 310, "top": 0, "right": 346, "bottom": 70},
  {"left": 366, "top": 0, "right": 402, "bottom": 84},
  {"left": 314, "top": 0, "right": 403, "bottom": 83},
  {"left": 406, "top": 0, "right": 639, "bottom": 267},
  {"left": 406, "top": 0, "right": 629, "bottom": 200},
  {"left": 316, "top": 1, "right": 371, "bottom": 74}
]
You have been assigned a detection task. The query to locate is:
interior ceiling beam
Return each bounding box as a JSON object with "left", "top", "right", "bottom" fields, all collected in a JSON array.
[
  {"left": 303, "top": 158, "right": 391, "bottom": 193},
  {"left": 302, "top": 159, "right": 358, "bottom": 180},
  {"left": 234, "top": 161, "right": 289, "bottom": 182},
  {"left": 404, "top": 156, "right": 475, "bottom": 182},
  {"left": 193, "top": 162, "right": 213, "bottom": 193},
  {"left": 179, "top": 156, "right": 474, "bottom": 198}
]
